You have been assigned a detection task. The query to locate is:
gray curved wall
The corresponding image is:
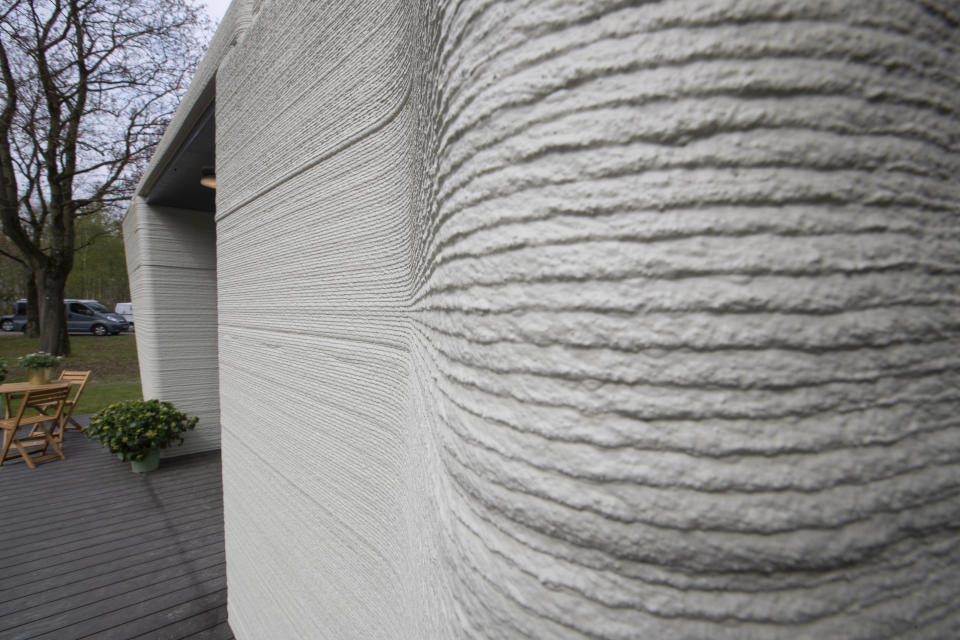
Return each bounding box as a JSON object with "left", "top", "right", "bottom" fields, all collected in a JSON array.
[
  {"left": 160, "top": 0, "right": 960, "bottom": 637},
  {"left": 122, "top": 199, "right": 221, "bottom": 455}
]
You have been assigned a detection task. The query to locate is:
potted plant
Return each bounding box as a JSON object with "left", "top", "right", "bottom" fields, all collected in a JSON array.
[
  {"left": 84, "top": 399, "right": 198, "bottom": 473},
  {"left": 17, "top": 351, "right": 62, "bottom": 385}
]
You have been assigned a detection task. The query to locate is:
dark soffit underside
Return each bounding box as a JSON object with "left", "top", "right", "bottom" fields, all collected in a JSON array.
[{"left": 145, "top": 101, "right": 216, "bottom": 213}]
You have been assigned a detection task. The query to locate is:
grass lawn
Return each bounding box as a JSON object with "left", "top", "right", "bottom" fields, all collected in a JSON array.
[{"left": 0, "top": 333, "right": 141, "bottom": 415}]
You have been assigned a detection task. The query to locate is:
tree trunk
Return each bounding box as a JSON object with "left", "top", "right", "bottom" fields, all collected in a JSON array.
[
  {"left": 36, "top": 269, "right": 69, "bottom": 356},
  {"left": 24, "top": 270, "right": 38, "bottom": 337}
]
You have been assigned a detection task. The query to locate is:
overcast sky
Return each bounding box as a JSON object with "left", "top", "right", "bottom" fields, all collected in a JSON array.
[{"left": 203, "top": 0, "right": 232, "bottom": 23}]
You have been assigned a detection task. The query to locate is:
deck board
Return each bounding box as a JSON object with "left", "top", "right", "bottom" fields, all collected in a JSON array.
[{"left": 0, "top": 421, "right": 233, "bottom": 640}]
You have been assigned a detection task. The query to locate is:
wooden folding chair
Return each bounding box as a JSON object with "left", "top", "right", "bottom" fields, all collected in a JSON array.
[
  {"left": 0, "top": 385, "right": 71, "bottom": 469},
  {"left": 54, "top": 370, "right": 90, "bottom": 438},
  {"left": 27, "top": 370, "right": 91, "bottom": 443}
]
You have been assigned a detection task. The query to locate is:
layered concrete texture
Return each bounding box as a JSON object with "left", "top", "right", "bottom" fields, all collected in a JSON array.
[
  {"left": 126, "top": 0, "right": 960, "bottom": 637},
  {"left": 120, "top": 0, "right": 249, "bottom": 453},
  {"left": 122, "top": 198, "right": 221, "bottom": 455}
]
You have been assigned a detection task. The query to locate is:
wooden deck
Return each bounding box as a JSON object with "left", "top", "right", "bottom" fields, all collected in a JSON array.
[{"left": 0, "top": 420, "right": 233, "bottom": 640}]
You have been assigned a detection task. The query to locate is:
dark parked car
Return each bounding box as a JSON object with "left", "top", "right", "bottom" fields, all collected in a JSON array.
[
  {"left": 0, "top": 300, "right": 26, "bottom": 332},
  {"left": 1, "top": 299, "right": 129, "bottom": 335}
]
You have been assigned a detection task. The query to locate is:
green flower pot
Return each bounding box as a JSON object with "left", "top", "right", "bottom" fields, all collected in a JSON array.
[{"left": 131, "top": 449, "right": 160, "bottom": 473}]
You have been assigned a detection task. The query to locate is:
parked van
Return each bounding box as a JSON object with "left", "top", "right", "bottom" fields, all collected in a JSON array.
[
  {"left": 0, "top": 299, "right": 27, "bottom": 332},
  {"left": 115, "top": 302, "right": 134, "bottom": 326},
  {"left": 68, "top": 300, "right": 130, "bottom": 335},
  {"left": 0, "top": 298, "right": 129, "bottom": 335}
]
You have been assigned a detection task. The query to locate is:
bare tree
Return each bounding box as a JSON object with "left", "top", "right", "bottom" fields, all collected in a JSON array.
[
  {"left": 0, "top": 220, "right": 39, "bottom": 335},
  {"left": 0, "top": 0, "right": 209, "bottom": 354}
]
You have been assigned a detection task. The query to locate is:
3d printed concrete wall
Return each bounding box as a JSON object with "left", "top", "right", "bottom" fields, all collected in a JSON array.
[
  {"left": 128, "top": 0, "right": 960, "bottom": 638},
  {"left": 122, "top": 199, "right": 220, "bottom": 455}
]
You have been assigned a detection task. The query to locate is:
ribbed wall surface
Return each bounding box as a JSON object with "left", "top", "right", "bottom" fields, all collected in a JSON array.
[
  {"left": 211, "top": 0, "right": 960, "bottom": 638},
  {"left": 123, "top": 199, "right": 221, "bottom": 455}
]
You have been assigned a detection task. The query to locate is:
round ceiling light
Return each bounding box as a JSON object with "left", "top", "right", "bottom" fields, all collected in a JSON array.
[{"left": 200, "top": 166, "right": 216, "bottom": 189}]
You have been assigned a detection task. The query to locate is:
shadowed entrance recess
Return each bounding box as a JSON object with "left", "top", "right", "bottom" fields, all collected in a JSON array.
[{"left": 0, "top": 421, "right": 232, "bottom": 639}]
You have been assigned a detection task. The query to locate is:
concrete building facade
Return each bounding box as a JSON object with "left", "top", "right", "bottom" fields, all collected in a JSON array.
[{"left": 124, "top": 1, "right": 960, "bottom": 638}]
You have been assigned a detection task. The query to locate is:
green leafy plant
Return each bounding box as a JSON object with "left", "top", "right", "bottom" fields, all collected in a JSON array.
[
  {"left": 17, "top": 351, "right": 62, "bottom": 370},
  {"left": 84, "top": 399, "right": 198, "bottom": 462},
  {"left": 0, "top": 358, "right": 6, "bottom": 383}
]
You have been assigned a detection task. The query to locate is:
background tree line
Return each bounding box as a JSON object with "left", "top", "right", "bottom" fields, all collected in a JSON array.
[{"left": 0, "top": 208, "right": 129, "bottom": 324}]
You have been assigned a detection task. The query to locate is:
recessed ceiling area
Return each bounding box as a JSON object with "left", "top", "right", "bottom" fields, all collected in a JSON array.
[{"left": 145, "top": 101, "right": 216, "bottom": 213}]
